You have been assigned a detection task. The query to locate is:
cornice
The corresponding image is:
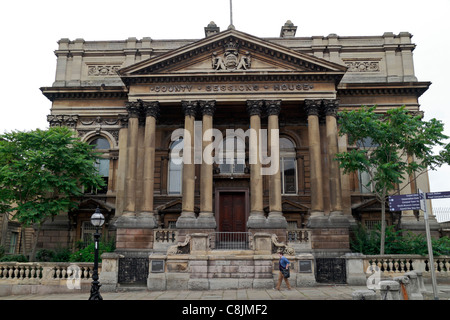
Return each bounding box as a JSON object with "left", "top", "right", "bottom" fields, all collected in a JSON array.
[
  {"left": 40, "top": 86, "right": 128, "bottom": 101},
  {"left": 337, "top": 81, "right": 431, "bottom": 97},
  {"left": 121, "top": 72, "right": 344, "bottom": 86},
  {"left": 118, "top": 29, "right": 347, "bottom": 78}
]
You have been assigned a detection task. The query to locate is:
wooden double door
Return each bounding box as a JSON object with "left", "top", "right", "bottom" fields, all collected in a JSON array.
[{"left": 218, "top": 191, "right": 247, "bottom": 232}]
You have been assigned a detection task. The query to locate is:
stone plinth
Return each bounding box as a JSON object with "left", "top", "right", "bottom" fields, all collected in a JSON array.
[
  {"left": 99, "top": 253, "right": 123, "bottom": 291},
  {"left": 352, "top": 290, "right": 377, "bottom": 300}
]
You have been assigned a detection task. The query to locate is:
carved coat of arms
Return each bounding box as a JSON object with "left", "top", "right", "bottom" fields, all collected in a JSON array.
[{"left": 212, "top": 40, "right": 251, "bottom": 71}]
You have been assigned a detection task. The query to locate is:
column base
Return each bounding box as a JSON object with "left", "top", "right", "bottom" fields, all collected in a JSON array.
[
  {"left": 114, "top": 215, "right": 157, "bottom": 229},
  {"left": 307, "top": 214, "right": 350, "bottom": 229},
  {"left": 176, "top": 214, "right": 216, "bottom": 229},
  {"left": 267, "top": 212, "right": 288, "bottom": 228},
  {"left": 310, "top": 210, "right": 325, "bottom": 217},
  {"left": 247, "top": 212, "right": 287, "bottom": 229},
  {"left": 247, "top": 213, "right": 267, "bottom": 229}
]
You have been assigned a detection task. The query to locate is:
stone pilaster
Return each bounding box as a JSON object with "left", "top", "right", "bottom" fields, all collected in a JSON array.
[
  {"left": 324, "top": 100, "right": 343, "bottom": 216},
  {"left": 198, "top": 100, "right": 217, "bottom": 228},
  {"left": 176, "top": 101, "right": 198, "bottom": 228},
  {"left": 246, "top": 100, "right": 265, "bottom": 228},
  {"left": 139, "top": 101, "right": 160, "bottom": 228},
  {"left": 265, "top": 100, "right": 287, "bottom": 228},
  {"left": 304, "top": 100, "right": 324, "bottom": 217},
  {"left": 123, "top": 101, "right": 140, "bottom": 217}
]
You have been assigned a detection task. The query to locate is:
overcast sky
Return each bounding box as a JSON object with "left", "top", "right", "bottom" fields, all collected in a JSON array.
[{"left": 1, "top": 0, "right": 449, "bottom": 217}]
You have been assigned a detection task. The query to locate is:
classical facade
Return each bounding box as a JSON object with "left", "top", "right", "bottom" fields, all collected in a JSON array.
[{"left": 39, "top": 22, "right": 434, "bottom": 265}]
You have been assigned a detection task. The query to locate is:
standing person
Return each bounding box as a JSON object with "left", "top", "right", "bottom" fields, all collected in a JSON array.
[{"left": 275, "top": 251, "right": 291, "bottom": 290}]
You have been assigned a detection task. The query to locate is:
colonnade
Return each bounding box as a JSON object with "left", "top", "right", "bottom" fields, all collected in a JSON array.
[{"left": 120, "top": 98, "right": 343, "bottom": 230}]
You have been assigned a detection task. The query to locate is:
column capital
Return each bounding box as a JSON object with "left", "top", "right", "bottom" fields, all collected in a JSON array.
[
  {"left": 323, "top": 99, "right": 339, "bottom": 117},
  {"left": 125, "top": 101, "right": 141, "bottom": 118},
  {"left": 142, "top": 101, "right": 160, "bottom": 119},
  {"left": 246, "top": 100, "right": 264, "bottom": 116},
  {"left": 265, "top": 100, "right": 281, "bottom": 116},
  {"left": 182, "top": 100, "right": 198, "bottom": 117},
  {"left": 304, "top": 99, "right": 322, "bottom": 116},
  {"left": 199, "top": 100, "right": 216, "bottom": 116}
]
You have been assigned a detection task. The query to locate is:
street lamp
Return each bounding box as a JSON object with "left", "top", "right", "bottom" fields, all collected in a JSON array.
[{"left": 89, "top": 206, "right": 105, "bottom": 300}]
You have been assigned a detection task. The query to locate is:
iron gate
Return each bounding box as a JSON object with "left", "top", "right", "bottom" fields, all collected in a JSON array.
[
  {"left": 118, "top": 257, "right": 149, "bottom": 285},
  {"left": 315, "top": 258, "right": 347, "bottom": 284}
]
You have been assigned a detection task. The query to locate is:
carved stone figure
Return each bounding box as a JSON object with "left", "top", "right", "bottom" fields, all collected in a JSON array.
[
  {"left": 167, "top": 234, "right": 191, "bottom": 255},
  {"left": 212, "top": 40, "right": 251, "bottom": 71},
  {"left": 271, "top": 234, "right": 295, "bottom": 255}
]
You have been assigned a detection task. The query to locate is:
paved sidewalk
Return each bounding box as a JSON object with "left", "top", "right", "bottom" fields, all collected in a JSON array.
[{"left": 0, "top": 284, "right": 449, "bottom": 300}]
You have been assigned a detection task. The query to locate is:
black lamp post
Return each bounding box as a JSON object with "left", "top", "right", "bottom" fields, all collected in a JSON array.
[{"left": 89, "top": 206, "right": 105, "bottom": 300}]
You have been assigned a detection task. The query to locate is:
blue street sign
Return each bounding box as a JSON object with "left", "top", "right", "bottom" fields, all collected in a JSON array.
[
  {"left": 388, "top": 193, "right": 421, "bottom": 211},
  {"left": 426, "top": 191, "right": 450, "bottom": 200}
]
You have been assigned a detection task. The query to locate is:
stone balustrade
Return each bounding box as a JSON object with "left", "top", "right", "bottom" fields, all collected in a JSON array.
[{"left": 0, "top": 262, "right": 99, "bottom": 296}]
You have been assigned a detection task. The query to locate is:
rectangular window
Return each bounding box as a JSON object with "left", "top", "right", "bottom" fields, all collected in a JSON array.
[
  {"left": 281, "top": 157, "right": 297, "bottom": 194},
  {"left": 91, "top": 158, "right": 109, "bottom": 194},
  {"left": 81, "top": 221, "right": 96, "bottom": 247},
  {"left": 9, "top": 232, "right": 18, "bottom": 254},
  {"left": 219, "top": 158, "right": 245, "bottom": 174},
  {"left": 359, "top": 170, "right": 373, "bottom": 194},
  {"left": 168, "top": 160, "right": 182, "bottom": 194}
]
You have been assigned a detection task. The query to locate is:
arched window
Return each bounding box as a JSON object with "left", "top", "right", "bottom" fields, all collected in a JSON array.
[
  {"left": 218, "top": 136, "right": 245, "bottom": 174},
  {"left": 89, "top": 137, "right": 110, "bottom": 194},
  {"left": 90, "top": 137, "right": 110, "bottom": 150},
  {"left": 168, "top": 138, "right": 183, "bottom": 195},
  {"left": 280, "top": 137, "right": 297, "bottom": 195}
]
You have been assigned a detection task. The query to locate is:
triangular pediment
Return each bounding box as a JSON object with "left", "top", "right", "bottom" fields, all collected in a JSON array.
[{"left": 118, "top": 29, "right": 346, "bottom": 83}]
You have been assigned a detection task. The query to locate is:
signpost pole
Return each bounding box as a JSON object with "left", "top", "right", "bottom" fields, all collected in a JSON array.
[{"left": 421, "top": 190, "right": 439, "bottom": 300}]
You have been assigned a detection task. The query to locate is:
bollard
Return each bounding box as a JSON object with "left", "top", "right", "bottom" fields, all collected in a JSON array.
[
  {"left": 380, "top": 280, "right": 401, "bottom": 300},
  {"left": 415, "top": 271, "right": 427, "bottom": 294},
  {"left": 405, "top": 271, "right": 423, "bottom": 300},
  {"left": 352, "top": 289, "right": 377, "bottom": 300},
  {"left": 394, "top": 275, "right": 411, "bottom": 300}
]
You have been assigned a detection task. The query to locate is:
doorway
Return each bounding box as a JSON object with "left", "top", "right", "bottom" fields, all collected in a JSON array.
[{"left": 218, "top": 191, "right": 247, "bottom": 232}]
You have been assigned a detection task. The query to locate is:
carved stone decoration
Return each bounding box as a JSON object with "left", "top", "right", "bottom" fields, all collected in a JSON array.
[
  {"left": 304, "top": 99, "right": 322, "bottom": 116},
  {"left": 265, "top": 100, "right": 282, "bottom": 116},
  {"left": 47, "top": 114, "right": 79, "bottom": 128},
  {"left": 344, "top": 60, "right": 380, "bottom": 72},
  {"left": 212, "top": 39, "right": 251, "bottom": 71},
  {"left": 167, "top": 234, "right": 191, "bottom": 255},
  {"left": 125, "top": 101, "right": 141, "bottom": 118},
  {"left": 142, "top": 101, "right": 160, "bottom": 119},
  {"left": 182, "top": 101, "right": 198, "bottom": 117},
  {"left": 199, "top": 100, "right": 216, "bottom": 116},
  {"left": 246, "top": 100, "right": 264, "bottom": 116},
  {"left": 271, "top": 234, "right": 295, "bottom": 255},
  {"left": 323, "top": 100, "right": 339, "bottom": 117},
  {"left": 80, "top": 117, "right": 122, "bottom": 126},
  {"left": 87, "top": 65, "right": 121, "bottom": 77}
]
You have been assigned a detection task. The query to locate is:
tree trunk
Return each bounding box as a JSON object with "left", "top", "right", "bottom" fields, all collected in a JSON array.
[
  {"left": 20, "top": 226, "right": 27, "bottom": 258},
  {"left": 0, "top": 213, "right": 9, "bottom": 247},
  {"left": 29, "top": 223, "right": 42, "bottom": 262},
  {"left": 380, "top": 196, "right": 386, "bottom": 255}
]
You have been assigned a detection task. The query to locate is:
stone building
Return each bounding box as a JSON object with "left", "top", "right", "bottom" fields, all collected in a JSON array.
[{"left": 38, "top": 21, "right": 434, "bottom": 269}]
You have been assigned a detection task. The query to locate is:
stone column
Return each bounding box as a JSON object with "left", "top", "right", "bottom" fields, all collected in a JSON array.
[
  {"left": 324, "top": 100, "right": 343, "bottom": 216},
  {"left": 139, "top": 101, "right": 160, "bottom": 228},
  {"left": 176, "top": 101, "right": 197, "bottom": 228},
  {"left": 265, "top": 100, "right": 287, "bottom": 228},
  {"left": 198, "top": 100, "right": 216, "bottom": 228},
  {"left": 123, "top": 101, "right": 140, "bottom": 216},
  {"left": 304, "top": 100, "right": 324, "bottom": 217},
  {"left": 247, "top": 100, "right": 266, "bottom": 228}
]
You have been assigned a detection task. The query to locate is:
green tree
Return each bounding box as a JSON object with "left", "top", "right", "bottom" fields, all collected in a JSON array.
[
  {"left": 336, "top": 106, "right": 450, "bottom": 254},
  {"left": 0, "top": 127, "right": 105, "bottom": 260}
]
